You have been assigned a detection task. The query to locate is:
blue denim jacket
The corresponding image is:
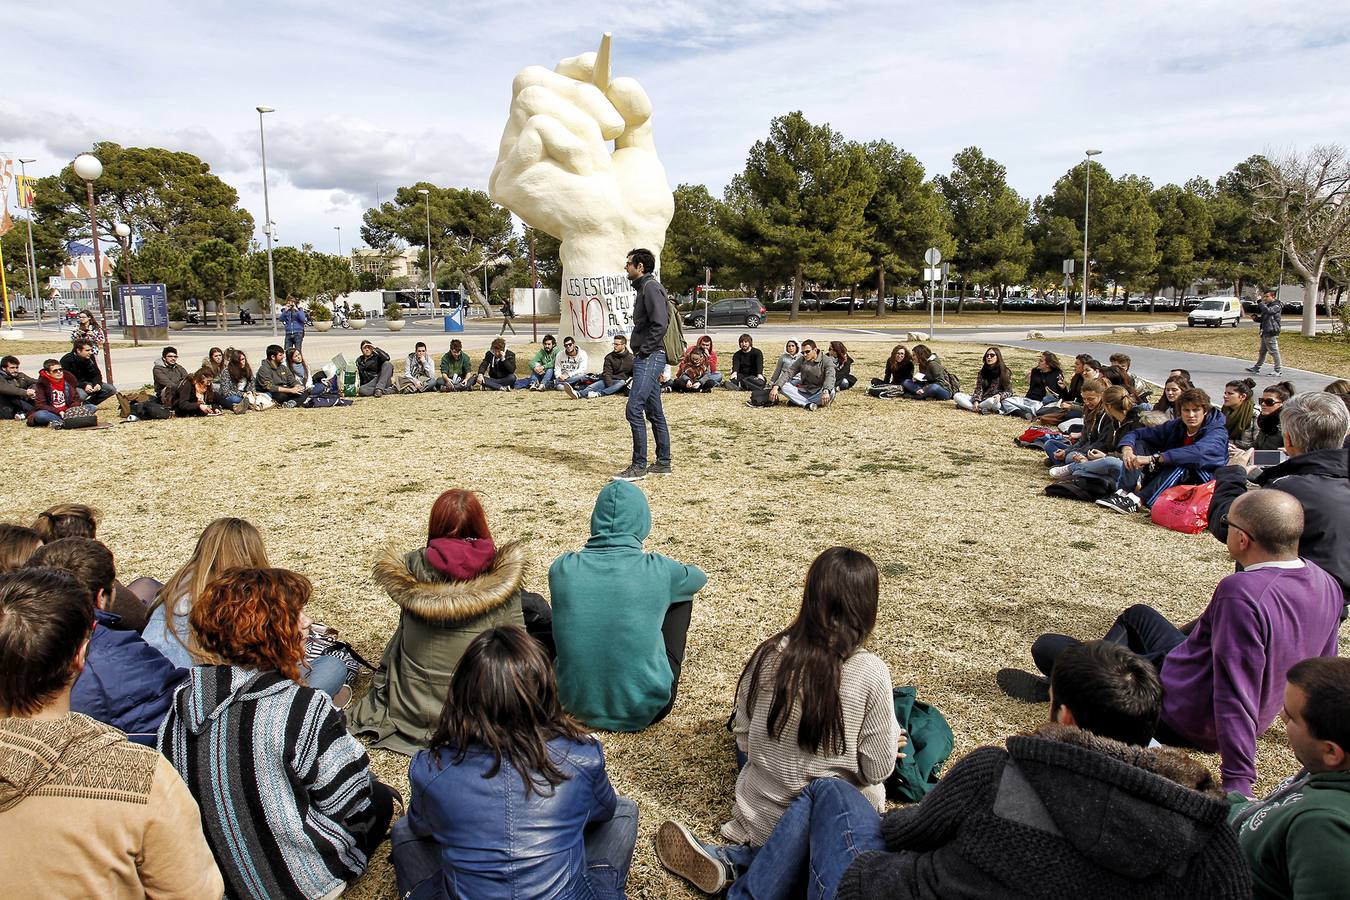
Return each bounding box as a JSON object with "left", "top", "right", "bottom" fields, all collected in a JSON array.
[{"left": 407, "top": 736, "right": 619, "bottom": 899}]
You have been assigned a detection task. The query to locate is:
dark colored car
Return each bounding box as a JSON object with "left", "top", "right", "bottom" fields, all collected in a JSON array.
[{"left": 684, "top": 298, "right": 767, "bottom": 328}]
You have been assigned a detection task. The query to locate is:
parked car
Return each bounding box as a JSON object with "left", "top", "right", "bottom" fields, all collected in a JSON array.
[
  {"left": 684, "top": 297, "right": 767, "bottom": 328},
  {"left": 1187, "top": 296, "right": 1242, "bottom": 327},
  {"left": 1181, "top": 296, "right": 1204, "bottom": 311}
]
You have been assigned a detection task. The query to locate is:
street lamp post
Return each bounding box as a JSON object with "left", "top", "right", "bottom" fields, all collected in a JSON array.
[
  {"left": 1081, "top": 148, "right": 1102, "bottom": 325},
  {"left": 256, "top": 106, "right": 279, "bottom": 337},
  {"left": 333, "top": 225, "right": 342, "bottom": 257},
  {"left": 417, "top": 189, "right": 435, "bottom": 313},
  {"left": 72, "top": 153, "right": 114, "bottom": 382},
  {"left": 18, "top": 158, "right": 41, "bottom": 329},
  {"left": 114, "top": 222, "right": 138, "bottom": 347}
]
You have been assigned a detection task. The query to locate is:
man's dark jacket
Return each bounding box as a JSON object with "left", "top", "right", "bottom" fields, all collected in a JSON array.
[
  {"left": 837, "top": 724, "right": 1249, "bottom": 900},
  {"left": 356, "top": 347, "right": 391, "bottom": 385},
  {"left": 601, "top": 350, "right": 634, "bottom": 387},
  {"left": 477, "top": 350, "right": 517, "bottom": 380},
  {"left": 629, "top": 273, "right": 669, "bottom": 358},
  {"left": 1208, "top": 448, "right": 1350, "bottom": 604},
  {"left": 60, "top": 349, "right": 102, "bottom": 387}
]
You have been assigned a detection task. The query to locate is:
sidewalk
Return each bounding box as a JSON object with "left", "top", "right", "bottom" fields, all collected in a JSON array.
[{"left": 1001, "top": 337, "right": 1341, "bottom": 400}]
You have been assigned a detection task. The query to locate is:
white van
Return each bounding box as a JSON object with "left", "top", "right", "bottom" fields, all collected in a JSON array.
[{"left": 1187, "top": 296, "right": 1242, "bottom": 327}]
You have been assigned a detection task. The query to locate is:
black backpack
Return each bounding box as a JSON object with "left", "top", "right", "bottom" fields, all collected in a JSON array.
[
  {"left": 131, "top": 399, "right": 173, "bottom": 420},
  {"left": 747, "top": 387, "right": 773, "bottom": 407}
]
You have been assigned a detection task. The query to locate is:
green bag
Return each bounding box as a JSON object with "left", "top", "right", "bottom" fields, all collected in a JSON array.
[
  {"left": 886, "top": 685, "right": 954, "bottom": 803},
  {"left": 341, "top": 370, "right": 358, "bottom": 397}
]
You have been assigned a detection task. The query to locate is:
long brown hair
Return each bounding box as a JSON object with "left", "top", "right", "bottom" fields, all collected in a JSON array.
[
  {"left": 226, "top": 348, "right": 253, "bottom": 383},
  {"left": 32, "top": 504, "right": 99, "bottom": 542},
  {"left": 738, "top": 547, "right": 879, "bottom": 756},
  {"left": 157, "top": 518, "right": 269, "bottom": 659},
  {"left": 1155, "top": 375, "right": 1192, "bottom": 417},
  {"left": 1223, "top": 378, "right": 1256, "bottom": 439},
  {"left": 427, "top": 625, "right": 589, "bottom": 796}
]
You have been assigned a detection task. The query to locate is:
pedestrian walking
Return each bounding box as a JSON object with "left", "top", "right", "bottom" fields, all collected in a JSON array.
[
  {"left": 1247, "top": 289, "right": 1283, "bottom": 376},
  {"left": 498, "top": 295, "right": 517, "bottom": 335},
  {"left": 613, "top": 248, "right": 672, "bottom": 482}
]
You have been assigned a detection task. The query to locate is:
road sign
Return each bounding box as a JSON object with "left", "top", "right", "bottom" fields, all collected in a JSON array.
[
  {"left": 924, "top": 247, "right": 942, "bottom": 266},
  {"left": 923, "top": 267, "right": 941, "bottom": 282},
  {"left": 1062, "top": 258, "right": 1075, "bottom": 274}
]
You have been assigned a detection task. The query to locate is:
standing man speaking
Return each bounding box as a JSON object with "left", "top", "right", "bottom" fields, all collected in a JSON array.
[{"left": 614, "top": 248, "right": 671, "bottom": 482}]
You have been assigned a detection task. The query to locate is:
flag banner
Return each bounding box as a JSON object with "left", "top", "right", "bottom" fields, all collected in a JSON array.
[
  {"left": 15, "top": 174, "right": 35, "bottom": 209},
  {"left": 0, "top": 156, "right": 12, "bottom": 236}
]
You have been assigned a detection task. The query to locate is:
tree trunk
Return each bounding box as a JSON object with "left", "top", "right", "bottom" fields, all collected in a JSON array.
[
  {"left": 847, "top": 284, "right": 855, "bottom": 317},
  {"left": 957, "top": 279, "right": 967, "bottom": 315},
  {"left": 790, "top": 264, "right": 802, "bottom": 321},
  {"left": 464, "top": 276, "right": 494, "bottom": 317},
  {"left": 874, "top": 266, "right": 885, "bottom": 318}
]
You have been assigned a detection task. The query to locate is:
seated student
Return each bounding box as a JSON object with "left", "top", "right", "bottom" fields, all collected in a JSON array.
[
  {"left": 1152, "top": 373, "right": 1192, "bottom": 420},
  {"left": 160, "top": 567, "right": 396, "bottom": 899},
  {"left": 151, "top": 346, "right": 189, "bottom": 403},
  {"left": 60, "top": 339, "right": 116, "bottom": 407},
  {"left": 726, "top": 333, "right": 765, "bottom": 390},
  {"left": 213, "top": 347, "right": 256, "bottom": 410},
  {"left": 1048, "top": 386, "right": 1144, "bottom": 488},
  {"left": 0, "top": 568, "right": 224, "bottom": 900},
  {"left": 1252, "top": 380, "right": 1295, "bottom": 451},
  {"left": 1209, "top": 391, "right": 1350, "bottom": 610},
  {"left": 286, "top": 346, "right": 309, "bottom": 387},
  {"left": 1221, "top": 377, "right": 1259, "bottom": 449},
  {"left": 954, "top": 346, "right": 1013, "bottom": 414},
  {"left": 1108, "top": 351, "right": 1146, "bottom": 399},
  {"left": 170, "top": 369, "right": 224, "bottom": 417},
  {"left": 26, "top": 358, "right": 82, "bottom": 427},
  {"left": 1104, "top": 386, "right": 1228, "bottom": 511},
  {"left": 357, "top": 339, "right": 395, "bottom": 396},
  {"left": 565, "top": 335, "right": 632, "bottom": 399},
  {"left": 1052, "top": 353, "right": 1092, "bottom": 411},
  {"left": 399, "top": 341, "right": 443, "bottom": 393},
  {"left": 549, "top": 480, "right": 706, "bottom": 732},
  {"left": 254, "top": 343, "right": 307, "bottom": 406},
  {"left": 655, "top": 547, "right": 900, "bottom": 889},
  {"left": 350, "top": 489, "right": 529, "bottom": 755},
  {"left": 1005, "top": 491, "right": 1343, "bottom": 797},
  {"left": 527, "top": 334, "right": 560, "bottom": 390},
  {"left": 1230, "top": 656, "right": 1350, "bottom": 899},
  {"left": 826, "top": 341, "right": 856, "bottom": 390},
  {"left": 0, "top": 523, "right": 41, "bottom": 574},
  {"left": 0, "top": 354, "right": 37, "bottom": 420},
  {"left": 769, "top": 340, "right": 801, "bottom": 385},
  {"left": 687, "top": 334, "right": 722, "bottom": 385},
  {"left": 1041, "top": 378, "right": 1106, "bottom": 461},
  {"left": 144, "top": 516, "right": 348, "bottom": 700},
  {"left": 552, "top": 336, "right": 591, "bottom": 391},
  {"left": 438, "top": 339, "right": 473, "bottom": 391},
  {"left": 25, "top": 537, "right": 186, "bottom": 736},
  {"left": 901, "top": 343, "right": 958, "bottom": 401},
  {"left": 869, "top": 344, "right": 913, "bottom": 393},
  {"left": 32, "top": 503, "right": 157, "bottom": 632},
  {"left": 675, "top": 640, "right": 1248, "bottom": 899},
  {"left": 474, "top": 337, "right": 517, "bottom": 391},
  {"left": 1002, "top": 350, "right": 1067, "bottom": 417},
  {"left": 770, "top": 338, "right": 837, "bottom": 410},
  {"left": 1326, "top": 378, "right": 1350, "bottom": 413},
  {"left": 672, "top": 347, "right": 716, "bottom": 392},
  {"left": 392, "top": 626, "right": 639, "bottom": 900}
]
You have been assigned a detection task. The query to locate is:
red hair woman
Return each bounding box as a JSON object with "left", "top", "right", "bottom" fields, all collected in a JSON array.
[{"left": 349, "top": 488, "right": 539, "bottom": 756}]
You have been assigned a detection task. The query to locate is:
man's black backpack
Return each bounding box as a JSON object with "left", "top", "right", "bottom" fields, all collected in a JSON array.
[
  {"left": 132, "top": 399, "right": 172, "bottom": 420},
  {"left": 747, "top": 387, "right": 773, "bottom": 407}
]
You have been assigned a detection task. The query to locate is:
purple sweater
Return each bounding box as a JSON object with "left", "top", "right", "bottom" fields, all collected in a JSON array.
[{"left": 1160, "top": 561, "right": 1342, "bottom": 795}]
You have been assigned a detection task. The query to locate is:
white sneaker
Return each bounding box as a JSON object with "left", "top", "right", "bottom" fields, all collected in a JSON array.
[
  {"left": 563, "top": 383, "right": 578, "bottom": 399},
  {"left": 1048, "top": 465, "right": 1071, "bottom": 479}
]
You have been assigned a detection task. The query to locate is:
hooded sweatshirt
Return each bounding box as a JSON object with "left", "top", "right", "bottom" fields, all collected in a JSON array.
[
  {"left": 159, "top": 665, "right": 378, "bottom": 899},
  {"left": 1231, "top": 767, "right": 1350, "bottom": 900},
  {"left": 549, "top": 481, "right": 706, "bottom": 732},
  {"left": 836, "top": 724, "right": 1250, "bottom": 900},
  {"left": 0, "top": 713, "right": 222, "bottom": 899}
]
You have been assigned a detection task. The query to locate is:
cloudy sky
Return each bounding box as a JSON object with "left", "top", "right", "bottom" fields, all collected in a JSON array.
[{"left": 5, "top": 0, "right": 1349, "bottom": 252}]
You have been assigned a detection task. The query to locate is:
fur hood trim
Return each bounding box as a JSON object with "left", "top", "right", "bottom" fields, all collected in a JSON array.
[
  {"left": 372, "top": 540, "right": 525, "bottom": 624},
  {"left": 1029, "top": 723, "right": 1224, "bottom": 797}
]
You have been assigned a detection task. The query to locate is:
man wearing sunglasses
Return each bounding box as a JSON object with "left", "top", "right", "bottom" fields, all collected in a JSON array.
[{"left": 1003, "top": 490, "right": 1342, "bottom": 799}]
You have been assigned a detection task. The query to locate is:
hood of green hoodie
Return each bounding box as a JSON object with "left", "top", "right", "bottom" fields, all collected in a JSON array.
[{"left": 586, "top": 481, "right": 650, "bottom": 550}]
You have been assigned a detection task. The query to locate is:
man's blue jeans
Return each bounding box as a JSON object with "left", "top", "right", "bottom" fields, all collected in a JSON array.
[
  {"left": 284, "top": 331, "right": 304, "bottom": 352},
  {"left": 529, "top": 368, "right": 555, "bottom": 388},
  {"left": 625, "top": 350, "right": 669, "bottom": 468},
  {"left": 728, "top": 779, "right": 884, "bottom": 900},
  {"left": 80, "top": 383, "right": 118, "bottom": 407}
]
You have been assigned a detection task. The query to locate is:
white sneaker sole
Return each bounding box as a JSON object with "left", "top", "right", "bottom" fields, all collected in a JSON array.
[{"left": 654, "top": 820, "right": 728, "bottom": 894}]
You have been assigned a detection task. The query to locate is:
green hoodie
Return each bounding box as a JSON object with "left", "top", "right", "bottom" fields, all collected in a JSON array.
[
  {"left": 1231, "top": 768, "right": 1350, "bottom": 899},
  {"left": 531, "top": 345, "right": 560, "bottom": 370},
  {"left": 549, "top": 481, "right": 706, "bottom": 731}
]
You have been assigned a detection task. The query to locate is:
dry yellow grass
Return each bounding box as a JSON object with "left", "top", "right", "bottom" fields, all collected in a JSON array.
[{"left": 1, "top": 340, "right": 1337, "bottom": 898}]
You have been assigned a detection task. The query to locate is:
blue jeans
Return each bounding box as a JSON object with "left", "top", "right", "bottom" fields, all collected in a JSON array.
[
  {"left": 28, "top": 410, "right": 63, "bottom": 426},
  {"left": 625, "top": 350, "right": 670, "bottom": 468},
  {"left": 79, "top": 383, "right": 118, "bottom": 407},
  {"left": 390, "top": 797, "right": 638, "bottom": 900},
  {"left": 902, "top": 379, "right": 951, "bottom": 401},
  {"left": 728, "top": 779, "right": 885, "bottom": 900},
  {"left": 303, "top": 655, "right": 349, "bottom": 699},
  {"left": 285, "top": 331, "right": 304, "bottom": 352},
  {"left": 529, "top": 368, "right": 555, "bottom": 388},
  {"left": 780, "top": 382, "right": 829, "bottom": 407},
  {"left": 585, "top": 379, "right": 627, "bottom": 397},
  {"left": 1042, "top": 435, "right": 1074, "bottom": 462},
  {"left": 1066, "top": 456, "right": 1138, "bottom": 492}
]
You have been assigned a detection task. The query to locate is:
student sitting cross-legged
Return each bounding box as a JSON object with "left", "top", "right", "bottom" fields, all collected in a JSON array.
[
  {"left": 390, "top": 625, "right": 639, "bottom": 900},
  {"left": 661, "top": 639, "right": 1250, "bottom": 899},
  {"left": 0, "top": 568, "right": 224, "bottom": 899}
]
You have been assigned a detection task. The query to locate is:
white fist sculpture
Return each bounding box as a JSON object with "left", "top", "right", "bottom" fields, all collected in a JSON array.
[{"left": 489, "top": 34, "right": 674, "bottom": 346}]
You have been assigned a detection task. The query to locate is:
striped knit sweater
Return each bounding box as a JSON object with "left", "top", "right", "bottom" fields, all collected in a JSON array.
[
  {"left": 158, "top": 665, "right": 376, "bottom": 900},
  {"left": 723, "top": 638, "right": 900, "bottom": 846}
]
